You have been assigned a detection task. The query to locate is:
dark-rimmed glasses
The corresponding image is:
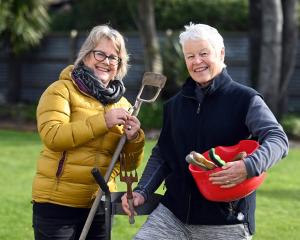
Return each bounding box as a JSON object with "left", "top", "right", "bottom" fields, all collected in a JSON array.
[{"left": 91, "top": 50, "right": 121, "bottom": 66}]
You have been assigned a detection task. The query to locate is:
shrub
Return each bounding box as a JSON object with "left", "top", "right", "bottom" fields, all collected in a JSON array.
[
  {"left": 0, "top": 103, "right": 36, "bottom": 122},
  {"left": 138, "top": 101, "right": 163, "bottom": 130},
  {"left": 155, "top": 0, "right": 249, "bottom": 31},
  {"left": 160, "top": 30, "right": 188, "bottom": 100},
  {"left": 281, "top": 114, "right": 300, "bottom": 140},
  {"left": 49, "top": 0, "right": 249, "bottom": 32}
]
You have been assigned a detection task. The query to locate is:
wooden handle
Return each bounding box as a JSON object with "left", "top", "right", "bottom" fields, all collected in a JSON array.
[{"left": 128, "top": 198, "right": 135, "bottom": 224}]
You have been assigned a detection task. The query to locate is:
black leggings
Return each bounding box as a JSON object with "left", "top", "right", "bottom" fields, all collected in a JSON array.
[{"left": 32, "top": 203, "right": 107, "bottom": 240}]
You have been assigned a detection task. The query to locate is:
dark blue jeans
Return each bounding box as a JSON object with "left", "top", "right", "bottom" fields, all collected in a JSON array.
[{"left": 32, "top": 203, "right": 107, "bottom": 240}]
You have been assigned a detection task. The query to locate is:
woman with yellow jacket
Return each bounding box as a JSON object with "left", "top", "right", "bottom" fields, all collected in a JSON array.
[{"left": 32, "top": 25, "right": 145, "bottom": 239}]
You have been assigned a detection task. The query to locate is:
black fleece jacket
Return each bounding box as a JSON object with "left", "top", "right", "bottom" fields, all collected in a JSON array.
[{"left": 135, "top": 68, "right": 288, "bottom": 235}]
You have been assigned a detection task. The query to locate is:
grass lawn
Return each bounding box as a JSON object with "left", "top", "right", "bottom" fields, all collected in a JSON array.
[{"left": 0, "top": 129, "right": 299, "bottom": 239}]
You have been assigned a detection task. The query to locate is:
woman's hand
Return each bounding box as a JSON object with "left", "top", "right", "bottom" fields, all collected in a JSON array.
[
  {"left": 104, "top": 108, "right": 141, "bottom": 140},
  {"left": 209, "top": 160, "right": 248, "bottom": 188},
  {"left": 121, "top": 192, "right": 145, "bottom": 217},
  {"left": 104, "top": 108, "right": 130, "bottom": 129},
  {"left": 124, "top": 115, "right": 141, "bottom": 141}
]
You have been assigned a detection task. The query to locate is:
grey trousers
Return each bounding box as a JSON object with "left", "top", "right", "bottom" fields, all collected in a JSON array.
[{"left": 134, "top": 203, "right": 252, "bottom": 240}]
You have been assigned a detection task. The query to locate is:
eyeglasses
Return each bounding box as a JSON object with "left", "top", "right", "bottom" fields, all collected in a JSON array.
[{"left": 91, "top": 50, "right": 121, "bottom": 66}]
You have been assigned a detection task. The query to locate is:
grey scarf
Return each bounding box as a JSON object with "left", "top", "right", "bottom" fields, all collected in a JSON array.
[{"left": 71, "top": 62, "right": 125, "bottom": 105}]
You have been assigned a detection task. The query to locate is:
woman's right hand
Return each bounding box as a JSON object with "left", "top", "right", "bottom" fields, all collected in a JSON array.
[
  {"left": 104, "top": 108, "right": 130, "bottom": 129},
  {"left": 121, "top": 192, "right": 145, "bottom": 216}
]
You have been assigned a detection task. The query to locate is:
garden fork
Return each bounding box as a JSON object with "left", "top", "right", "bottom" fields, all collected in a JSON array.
[
  {"left": 119, "top": 153, "right": 138, "bottom": 224},
  {"left": 79, "top": 72, "right": 166, "bottom": 240}
]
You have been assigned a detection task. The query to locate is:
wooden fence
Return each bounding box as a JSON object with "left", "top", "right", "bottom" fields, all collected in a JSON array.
[{"left": 0, "top": 31, "right": 299, "bottom": 111}]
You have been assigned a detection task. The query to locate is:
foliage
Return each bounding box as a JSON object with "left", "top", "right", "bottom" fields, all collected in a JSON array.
[
  {"left": 0, "top": 1, "right": 11, "bottom": 33},
  {"left": 155, "top": 0, "right": 249, "bottom": 31},
  {"left": 0, "top": 104, "right": 36, "bottom": 122},
  {"left": 0, "top": 0, "right": 50, "bottom": 54},
  {"left": 160, "top": 30, "right": 188, "bottom": 99},
  {"left": 281, "top": 114, "right": 300, "bottom": 140},
  {"left": 49, "top": 0, "right": 249, "bottom": 32},
  {"left": 138, "top": 101, "right": 164, "bottom": 130},
  {"left": 0, "top": 130, "right": 299, "bottom": 239},
  {"left": 49, "top": 0, "right": 134, "bottom": 32},
  {"left": 0, "top": 102, "right": 164, "bottom": 130}
]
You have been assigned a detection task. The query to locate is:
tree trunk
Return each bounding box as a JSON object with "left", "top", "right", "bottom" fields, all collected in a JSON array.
[
  {"left": 136, "top": 0, "right": 163, "bottom": 73},
  {"left": 6, "top": 49, "right": 22, "bottom": 103},
  {"left": 278, "top": 0, "right": 298, "bottom": 118},
  {"left": 258, "top": 0, "right": 283, "bottom": 114},
  {"left": 249, "top": 0, "right": 262, "bottom": 89}
]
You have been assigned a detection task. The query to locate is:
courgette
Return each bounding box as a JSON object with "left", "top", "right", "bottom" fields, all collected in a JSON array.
[{"left": 209, "top": 148, "right": 226, "bottom": 167}]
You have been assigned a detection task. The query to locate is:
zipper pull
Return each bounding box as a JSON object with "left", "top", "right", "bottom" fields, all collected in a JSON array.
[
  {"left": 227, "top": 202, "right": 236, "bottom": 221},
  {"left": 196, "top": 103, "right": 201, "bottom": 114}
]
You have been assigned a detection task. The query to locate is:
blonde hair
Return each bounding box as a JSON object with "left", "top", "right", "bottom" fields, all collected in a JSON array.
[{"left": 74, "top": 25, "right": 129, "bottom": 80}]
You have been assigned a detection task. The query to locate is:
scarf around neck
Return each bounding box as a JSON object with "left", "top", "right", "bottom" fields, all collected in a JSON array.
[{"left": 71, "top": 62, "right": 125, "bottom": 105}]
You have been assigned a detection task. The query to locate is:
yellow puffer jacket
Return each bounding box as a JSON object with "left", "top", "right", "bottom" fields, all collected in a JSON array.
[{"left": 32, "top": 65, "right": 145, "bottom": 208}]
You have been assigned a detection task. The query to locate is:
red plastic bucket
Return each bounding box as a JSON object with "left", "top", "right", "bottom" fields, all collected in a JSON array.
[{"left": 189, "top": 140, "right": 266, "bottom": 202}]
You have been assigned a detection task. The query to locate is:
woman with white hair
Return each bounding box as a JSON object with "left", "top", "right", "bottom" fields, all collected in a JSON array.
[
  {"left": 122, "top": 23, "right": 288, "bottom": 239},
  {"left": 32, "top": 25, "right": 145, "bottom": 239}
]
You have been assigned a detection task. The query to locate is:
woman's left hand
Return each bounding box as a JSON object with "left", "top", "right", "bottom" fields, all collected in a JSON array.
[
  {"left": 124, "top": 115, "right": 141, "bottom": 141},
  {"left": 209, "top": 160, "right": 248, "bottom": 188}
]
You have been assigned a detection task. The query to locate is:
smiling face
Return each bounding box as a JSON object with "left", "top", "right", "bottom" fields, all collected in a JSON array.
[
  {"left": 183, "top": 39, "right": 225, "bottom": 86},
  {"left": 83, "top": 37, "right": 119, "bottom": 87}
]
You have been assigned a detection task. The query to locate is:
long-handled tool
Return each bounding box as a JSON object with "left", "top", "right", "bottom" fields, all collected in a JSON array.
[
  {"left": 79, "top": 72, "right": 167, "bottom": 240},
  {"left": 119, "top": 153, "right": 138, "bottom": 224},
  {"left": 91, "top": 167, "right": 162, "bottom": 240}
]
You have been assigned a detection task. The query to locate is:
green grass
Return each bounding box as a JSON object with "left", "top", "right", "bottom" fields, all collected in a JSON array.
[
  {"left": 0, "top": 130, "right": 40, "bottom": 240},
  {"left": 0, "top": 129, "right": 299, "bottom": 239},
  {"left": 253, "top": 149, "right": 300, "bottom": 240}
]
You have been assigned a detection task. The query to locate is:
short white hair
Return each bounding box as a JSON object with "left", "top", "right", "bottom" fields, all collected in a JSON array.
[{"left": 179, "top": 22, "right": 225, "bottom": 52}]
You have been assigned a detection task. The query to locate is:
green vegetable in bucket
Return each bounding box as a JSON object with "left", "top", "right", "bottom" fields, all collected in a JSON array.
[{"left": 209, "top": 148, "right": 226, "bottom": 167}]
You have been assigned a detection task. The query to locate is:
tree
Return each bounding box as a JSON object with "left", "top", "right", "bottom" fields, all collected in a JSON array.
[
  {"left": 127, "top": 0, "right": 163, "bottom": 74},
  {"left": 249, "top": 0, "right": 261, "bottom": 89},
  {"left": 0, "top": 0, "right": 49, "bottom": 103},
  {"left": 249, "top": 0, "right": 298, "bottom": 118},
  {"left": 278, "top": 0, "right": 298, "bottom": 118},
  {"left": 258, "top": 0, "right": 283, "bottom": 113}
]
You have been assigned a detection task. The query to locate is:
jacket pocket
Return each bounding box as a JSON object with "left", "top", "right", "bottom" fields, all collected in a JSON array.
[{"left": 55, "top": 151, "right": 67, "bottom": 178}]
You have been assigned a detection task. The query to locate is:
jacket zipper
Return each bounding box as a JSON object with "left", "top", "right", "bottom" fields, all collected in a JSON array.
[
  {"left": 183, "top": 91, "right": 202, "bottom": 223},
  {"left": 187, "top": 100, "right": 200, "bottom": 222},
  {"left": 228, "top": 201, "right": 245, "bottom": 222},
  {"left": 228, "top": 202, "right": 234, "bottom": 218},
  {"left": 185, "top": 192, "right": 192, "bottom": 223},
  {"left": 196, "top": 103, "right": 201, "bottom": 114},
  {"left": 55, "top": 151, "right": 66, "bottom": 189}
]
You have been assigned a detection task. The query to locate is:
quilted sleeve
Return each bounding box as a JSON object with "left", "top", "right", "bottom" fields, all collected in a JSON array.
[{"left": 37, "top": 81, "right": 108, "bottom": 151}]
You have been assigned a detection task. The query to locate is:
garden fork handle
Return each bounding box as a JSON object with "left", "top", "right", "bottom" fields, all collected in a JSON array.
[
  {"left": 79, "top": 135, "right": 127, "bottom": 240},
  {"left": 125, "top": 180, "right": 135, "bottom": 224},
  {"left": 80, "top": 72, "right": 166, "bottom": 240},
  {"left": 128, "top": 198, "right": 135, "bottom": 224}
]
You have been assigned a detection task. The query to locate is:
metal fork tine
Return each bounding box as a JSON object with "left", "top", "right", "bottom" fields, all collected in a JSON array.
[
  {"left": 118, "top": 152, "right": 139, "bottom": 224},
  {"left": 119, "top": 153, "right": 139, "bottom": 183}
]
